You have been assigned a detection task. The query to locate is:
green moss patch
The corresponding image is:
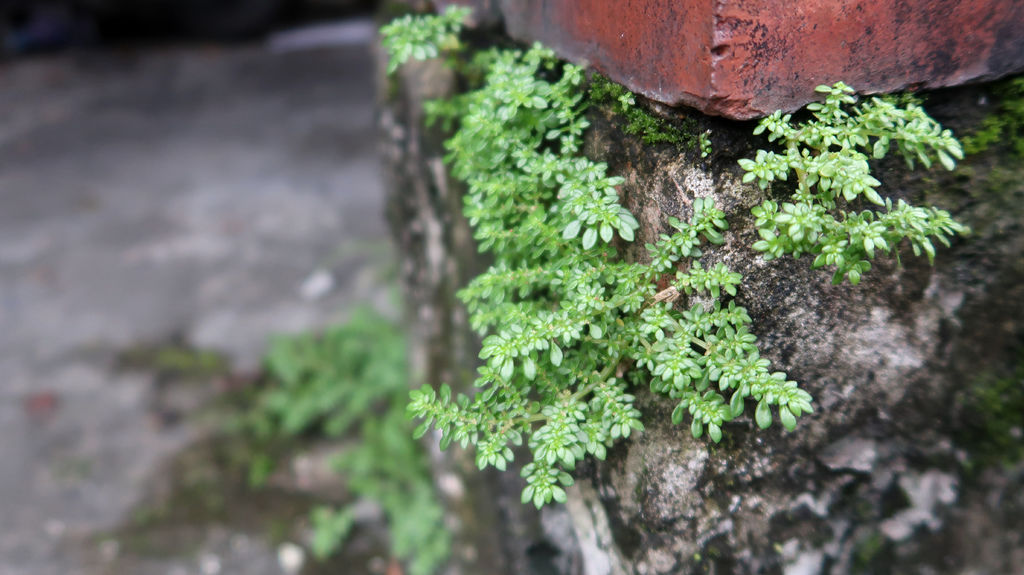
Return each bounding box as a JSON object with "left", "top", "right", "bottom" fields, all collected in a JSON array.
[
  {"left": 963, "top": 76, "right": 1024, "bottom": 158},
  {"left": 958, "top": 351, "right": 1024, "bottom": 471},
  {"left": 588, "top": 74, "right": 703, "bottom": 152},
  {"left": 117, "top": 341, "right": 230, "bottom": 380}
]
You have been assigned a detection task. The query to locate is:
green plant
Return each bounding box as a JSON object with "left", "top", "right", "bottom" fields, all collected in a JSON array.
[
  {"left": 699, "top": 129, "right": 713, "bottom": 158},
  {"left": 739, "top": 83, "right": 968, "bottom": 284},
  {"left": 241, "top": 308, "right": 449, "bottom": 575},
  {"left": 310, "top": 506, "right": 355, "bottom": 560},
  {"left": 245, "top": 308, "right": 407, "bottom": 441},
  {"left": 385, "top": 16, "right": 811, "bottom": 509},
  {"left": 380, "top": 5, "right": 471, "bottom": 74}
]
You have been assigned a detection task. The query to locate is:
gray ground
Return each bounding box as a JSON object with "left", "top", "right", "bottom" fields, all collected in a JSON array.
[{"left": 0, "top": 26, "right": 388, "bottom": 575}]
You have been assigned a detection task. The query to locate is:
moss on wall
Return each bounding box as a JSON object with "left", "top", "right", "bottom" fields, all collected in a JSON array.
[
  {"left": 962, "top": 76, "right": 1024, "bottom": 158},
  {"left": 588, "top": 74, "right": 702, "bottom": 151},
  {"left": 958, "top": 351, "right": 1024, "bottom": 471}
]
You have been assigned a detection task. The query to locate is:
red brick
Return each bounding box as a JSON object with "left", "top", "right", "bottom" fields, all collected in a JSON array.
[{"left": 436, "top": 0, "right": 1024, "bottom": 119}]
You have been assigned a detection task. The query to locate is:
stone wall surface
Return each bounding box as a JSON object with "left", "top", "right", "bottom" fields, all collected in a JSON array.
[
  {"left": 558, "top": 86, "right": 1024, "bottom": 574},
  {"left": 378, "top": 10, "right": 1024, "bottom": 574},
  {"left": 436, "top": 0, "right": 1024, "bottom": 118},
  {"left": 378, "top": 52, "right": 584, "bottom": 575}
]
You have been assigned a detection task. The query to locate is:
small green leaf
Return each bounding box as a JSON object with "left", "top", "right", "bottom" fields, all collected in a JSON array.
[
  {"left": 873, "top": 139, "right": 887, "bottom": 159},
  {"left": 522, "top": 485, "right": 535, "bottom": 504},
  {"left": 552, "top": 486, "right": 568, "bottom": 503},
  {"left": 708, "top": 423, "right": 722, "bottom": 443},
  {"left": 563, "top": 219, "right": 582, "bottom": 239},
  {"left": 937, "top": 150, "right": 955, "bottom": 171},
  {"left": 500, "top": 358, "right": 515, "bottom": 380},
  {"left": 780, "top": 406, "right": 797, "bottom": 431},
  {"left": 755, "top": 399, "right": 772, "bottom": 429},
  {"left": 672, "top": 403, "right": 686, "bottom": 425},
  {"left": 729, "top": 391, "right": 745, "bottom": 417},
  {"left": 523, "top": 356, "right": 537, "bottom": 380},
  {"left": 582, "top": 227, "right": 598, "bottom": 249},
  {"left": 550, "top": 344, "right": 563, "bottom": 366},
  {"left": 863, "top": 188, "right": 884, "bottom": 205}
]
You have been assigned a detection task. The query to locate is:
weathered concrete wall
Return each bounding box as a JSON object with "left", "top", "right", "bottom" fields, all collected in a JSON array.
[
  {"left": 377, "top": 51, "right": 583, "bottom": 575},
  {"left": 562, "top": 86, "right": 1024, "bottom": 574},
  {"left": 378, "top": 25, "right": 1024, "bottom": 575}
]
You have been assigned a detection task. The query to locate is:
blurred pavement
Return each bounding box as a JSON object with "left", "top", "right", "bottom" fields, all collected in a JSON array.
[{"left": 0, "top": 25, "right": 387, "bottom": 575}]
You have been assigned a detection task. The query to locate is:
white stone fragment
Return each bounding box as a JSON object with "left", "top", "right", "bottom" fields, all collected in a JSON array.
[
  {"left": 277, "top": 542, "right": 306, "bottom": 575},
  {"left": 818, "top": 437, "right": 878, "bottom": 473},
  {"left": 299, "top": 268, "right": 334, "bottom": 301},
  {"left": 198, "top": 552, "right": 222, "bottom": 575},
  {"left": 880, "top": 470, "right": 958, "bottom": 542},
  {"left": 785, "top": 550, "right": 824, "bottom": 575}
]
